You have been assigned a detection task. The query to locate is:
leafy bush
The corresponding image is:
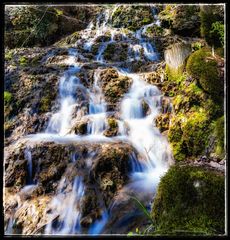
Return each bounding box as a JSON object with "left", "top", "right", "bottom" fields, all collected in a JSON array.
[
  {"left": 200, "top": 5, "right": 224, "bottom": 48},
  {"left": 210, "top": 21, "right": 224, "bottom": 47}
]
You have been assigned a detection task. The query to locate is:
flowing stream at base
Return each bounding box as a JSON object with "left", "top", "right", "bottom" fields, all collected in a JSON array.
[{"left": 7, "top": 5, "right": 173, "bottom": 235}]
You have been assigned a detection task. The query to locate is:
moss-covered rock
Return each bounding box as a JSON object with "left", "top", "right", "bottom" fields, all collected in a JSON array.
[
  {"left": 103, "top": 117, "right": 118, "bottom": 137},
  {"left": 4, "top": 91, "right": 13, "bottom": 105},
  {"left": 39, "top": 81, "right": 57, "bottom": 113},
  {"left": 168, "top": 111, "right": 211, "bottom": 161},
  {"left": 103, "top": 42, "right": 128, "bottom": 62},
  {"left": 186, "top": 48, "right": 223, "bottom": 100},
  {"left": 155, "top": 113, "right": 171, "bottom": 133},
  {"left": 151, "top": 164, "right": 225, "bottom": 235},
  {"left": 71, "top": 119, "right": 88, "bottom": 135},
  {"left": 5, "top": 6, "right": 98, "bottom": 48},
  {"left": 91, "top": 143, "right": 134, "bottom": 207},
  {"left": 159, "top": 5, "right": 200, "bottom": 36},
  {"left": 111, "top": 6, "right": 154, "bottom": 32},
  {"left": 99, "top": 68, "right": 132, "bottom": 109}
]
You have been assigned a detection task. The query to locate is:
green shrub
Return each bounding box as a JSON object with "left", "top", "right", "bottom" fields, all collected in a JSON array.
[
  {"left": 200, "top": 6, "right": 224, "bottom": 48},
  {"left": 191, "top": 42, "right": 202, "bottom": 51},
  {"left": 210, "top": 21, "right": 224, "bottom": 47},
  {"left": 151, "top": 165, "right": 225, "bottom": 235}
]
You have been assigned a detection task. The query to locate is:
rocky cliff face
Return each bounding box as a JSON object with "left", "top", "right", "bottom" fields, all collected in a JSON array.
[{"left": 4, "top": 4, "right": 225, "bottom": 236}]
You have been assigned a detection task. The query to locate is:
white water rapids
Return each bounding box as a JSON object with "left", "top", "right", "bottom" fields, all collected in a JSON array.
[{"left": 6, "top": 5, "right": 173, "bottom": 235}]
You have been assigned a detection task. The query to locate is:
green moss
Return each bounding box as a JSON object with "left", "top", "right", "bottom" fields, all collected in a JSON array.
[
  {"left": 111, "top": 6, "right": 154, "bottom": 32},
  {"left": 108, "top": 118, "right": 118, "bottom": 129},
  {"left": 151, "top": 165, "right": 225, "bottom": 235},
  {"left": 182, "top": 111, "right": 210, "bottom": 156},
  {"left": 168, "top": 111, "right": 211, "bottom": 161},
  {"left": 104, "top": 76, "right": 131, "bottom": 103},
  {"left": 103, "top": 43, "right": 128, "bottom": 62},
  {"left": 213, "top": 116, "right": 225, "bottom": 157},
  {"left": 104, "top": 43, "right": 115, "bottom": 60},
  {"left": 4, "top": 91, "right": 12, "bottom": 104},
  {"left": 145, "top": 25, "right": 164, "bottom": 37},
  {"left": 191, "top": 42, "right": 203, "bottom": 51},
  {"left": 165, "top": 64, "right": 185, "bottom": 83},
  {"left": 91, "top": 44, "right": 100, "bottom": 55},
  {"left": 215, "top": 47, "right": 224, "bottom": 58},
  {"left": 19, "top": 56, "right": 28, "bottom": 66},
  {"left": 5, "top": 51, "right": 13, "bottom": 61},
  {"left": 39, "top": 82, "right": 56, "bottom": 113},
  {"left": 159, "top": 5, "right": 175, "bottom": 28},
  {"left": 186, "top": 48, "right": 222, "bottom": 99},
  {"left": 40, "top": 96, "right": 50, "bottom": 112},
  {"left": 142, "top": 17, "right": 151, "bottom": 24}
]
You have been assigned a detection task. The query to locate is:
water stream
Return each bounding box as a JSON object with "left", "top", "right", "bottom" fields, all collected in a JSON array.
[{"left": 6, "top": 5, "right": 173, "bottom": 235}]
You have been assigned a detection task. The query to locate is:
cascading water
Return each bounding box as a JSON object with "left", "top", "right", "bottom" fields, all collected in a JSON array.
[
  {"left": 45, "top": 176, "right": 85, "bottom": 234},
  {"left": 24, "top": 147, "right": 33, "bottom": 184},
  {"left": 46, "top": 48, "right": 82, "bottom": 136},
  {"left": 119, "top": 71, "right": 171, "bottom": 190},
  {"left": 6, "top": 4, "right": 173, "bottom": 235},
  {"left": 87, "top": 70, "right": 107, "bottom": 135}
]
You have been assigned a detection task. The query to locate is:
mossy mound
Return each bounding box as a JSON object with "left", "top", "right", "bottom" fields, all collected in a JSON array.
[
  {"left": 186, "top": 48, "right": 223, "bottom": 100},
  {"left": 111, "top": 6, "right": 154, "bottom": 32},
  {"left": 151, "top": 164, "right": 225, "bottom": 235}
]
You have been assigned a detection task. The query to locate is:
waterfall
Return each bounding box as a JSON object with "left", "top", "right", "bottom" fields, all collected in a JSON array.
[
  {"left": 7, "top": 4, "right": 173, "bottom": 235},
  {"left": 24, "top": 147, "right": 33, "bottom": 184},
  {"left": 119, "top": 71, "right": 171, "bottom": 190},
  {"left": 46, "top": 48, "right": 82, "bottom": 136},
  {"left": 87, "top": 69, "right": 107, "bottom": 135},
  {"left": 45, "top": 176, "right": 85, "bottom": 234},
  {"left": 164, "top": 43, "right": 191, "bottom": 69}
]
